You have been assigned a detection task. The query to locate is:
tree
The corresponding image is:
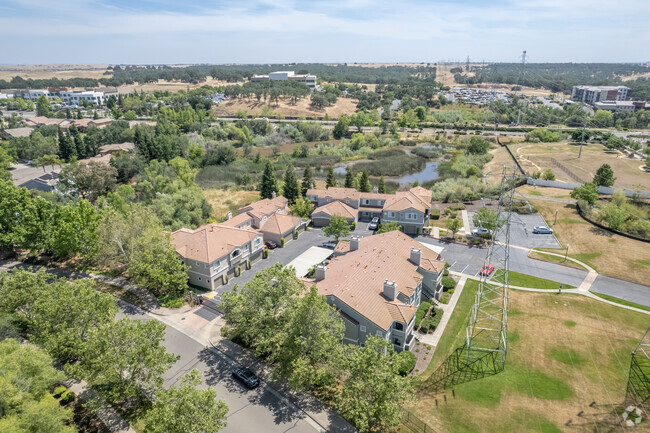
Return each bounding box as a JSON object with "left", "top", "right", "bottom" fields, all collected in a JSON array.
[
  {"left": 259, "top": 160, "right": 279, "bottom": 199},
  {"left": 570, "top": 182, "right": 599, "bottom": 205},
  {"left": 73, "top": 318, "right": 178, "bottom": 404},
  {"left": 290, "top": 197, "right": 312, "bottom": 218},
  {"left": 205, "top": 144, "right": 236, "bottom": 166},
  {"left": 473, "top": 207, "right": 504, "bottom": 233},
  {"left": 376, "top": 221, "right": 402, "bottom": 234},
  {"left": 593, "top": 163, "right": 616, "bottom": 187},
  {"left": 325, "top": 166, "right": 337, "bottom": 188},
  {"left": 357, "top": 171, "right": 371, "bottom": 193},
  {"left": 332, "top": 115, "right": 350, "bottom": 139},
  {"left": 0, "top": 147, "right": 12, "bottom": 181},
  {"left": 445, "top": 217, "right": 462, "bottom": 239},
  {"left": 344, "top": 168, "right": 355, "bottom": 189},
  {"left": 57, "top": 161, "right": 118, "bottom": 201},
  {"left": 48, "top": 199, "right": 100, "bottom": 260},
  {"left": 541, "top": 169, "right": 555, "bottom": 181},
  {"left": 282, "top": 164, "right": 300, "bottom": 205},
  {"left": 336, "top": 336, "right": 414, "bottom": 433},
  {"left": 598, "top": 203, "right": 628, "bottom": 230},
  {"left": 377, "top": 176, "right": 386, "bottom": 193},
  {"left": 301, "top": 166, "right": 314, "bottom": 196},
  {"left": 467, "top": 136, "right": 490, "bottom": 154},
  {"left": 144, "top": 369, "right": 228, "bottom": 433},
  {"left": 323, "top": 215, "right": 350, "bottom": 242},
  {"left": 36, "top": 94, "right": 52, "bottom": 117},
  {"left": 57, "top": 128, "right": 76, "bottom": 162},
  {"left": 126, "top": 227, "right": 188, "bottom": 298},
  {"left": 33, "top": 154, "right": 61, "bottom": 174}
]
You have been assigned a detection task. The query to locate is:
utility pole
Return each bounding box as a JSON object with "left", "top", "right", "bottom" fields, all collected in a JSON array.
[
  {"left": 578, "top": 117, "right": 587, "bottom": 159},
  {"left": 514, "top": 50, "right": 527, "bottom": 97}
]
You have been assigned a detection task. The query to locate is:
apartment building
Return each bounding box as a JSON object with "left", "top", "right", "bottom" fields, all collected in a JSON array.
[
  {"left": 12, "top": 87, "right": 118, "bottom": 106},
  {"left": 593, "top": 100, "right": 649, "bottom": 113},
  {"left": 250, "top": 71, "right": 317, "bottom": 90},
  {"left": 306, "top": 186, "right": 432, "bottom": 235},
  {"left": 315, "top": 231, "right": 445, "bottom": 352},
  {"left": 571, "top": 85, "right": 629, "bottom": 104},
  {"left": 171, "top": 223, "right": 265, "bottom": 290}
]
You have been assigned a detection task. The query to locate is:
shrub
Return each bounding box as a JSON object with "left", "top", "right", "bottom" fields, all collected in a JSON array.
[
  {"left": 263, "top": 248, "right": 269, "bottom": 259},
  {"left": 415, "top": 301, "right": 431, "bottom": 327},
  {"left": 53, "top": 386, "right": 67, "bottom": 398},
  {"left": 431, "top": 209, "right": 441, "bottom": 219},
  {"left": 350, "top": 221, "right": 356, "bottom": 230},
  {"left": 225, "top": 275, "right": 229, "bottom": 284},
  {"left": 443, "top": 268, "right": 449, "bottom": 277},
  {"left": 280, "top": 237, "right": 285, "bottom": 247},
  {"left": 395, "top": 351, "right": 417, "bottom": 376},
  {"left": 60, "top": 391, "right": 75, "bottom": 405},
  {"left": 541, "top": 169, "right": 556, "bottom": 181},
  {"left": 294, "top": 230, "right": 299, "bottom": 239},
  {"left": 441, "top": 276, "right": 456, "bottom": 291},
  {"left": 236, "top": 266, "right": 242, "bottom": 276},
  {"left": 447, "top": 210, "right": 457, "bottom": 219},
  {"left": 246, "top": 259, "right": 251, "bottom": 270}
]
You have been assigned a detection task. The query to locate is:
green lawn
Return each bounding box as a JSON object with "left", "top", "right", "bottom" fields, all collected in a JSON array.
[
  {"left": 492, "top": 269, "right": 575, "bottom": 290},
  {"left": 528, "top": 250, "right": 588, "bottom": 271},
  {"left": 592, "top": 292, "right": 650, "bottom": 312}
]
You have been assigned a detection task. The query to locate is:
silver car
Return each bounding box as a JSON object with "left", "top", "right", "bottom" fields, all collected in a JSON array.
[
  {"left": 368, "top": 217, "right": 380, "bottom": 230},
  {"left": 533, "top": 226, "right": 554, "bottom": 234}
]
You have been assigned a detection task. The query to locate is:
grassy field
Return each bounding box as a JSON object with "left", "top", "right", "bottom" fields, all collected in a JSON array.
[
  {"left": 212, "top": 96, "right": 358, "bottom": 119},
  {"left": 591, "top": 293, "right": 650, "bottom": 312},
  {"left": 202, "top": 188, "right": 260, "bottom": 221},
  {"left": 513, "top": 140, "right": 649, "bottom": 190},
  {"left": 528, "top": 251, "right": 588, "bottom": 272},
  {"left": 492, "top": 269, "right": 575, "bottom": 290},
  {"left": 412, "top": 288, "right": 649, "bottom": 433},
  {"left": 518, "top": 187, "right": 650, "bottom": 285}
]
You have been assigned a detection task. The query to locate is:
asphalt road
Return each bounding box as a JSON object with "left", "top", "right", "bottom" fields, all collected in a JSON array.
[{"left": 590, "top": 275, "right": 650, "bottom": 307}]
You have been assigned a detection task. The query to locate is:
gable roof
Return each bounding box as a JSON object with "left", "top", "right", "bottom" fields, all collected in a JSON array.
[
  {"left": 171, "top": 223, "right": 260, "bottom": 263},
  {"left": 316, "top": 231, "right": 442, "bottom": 329},
  {"left": 312, "top": 200, "right": 357, "bottom": 219},
  {"left": 384, "top": 190, "right": 430, "bottom": 213},
  {"left": 221, "top": 212, "right": 253, "bottom": 228},
  {"left": 259, "top": 213, "right": 303, "bottom": 236},
  {"left": 238, "top": 196, "right": 288, "bottom": 220},
  {"left": 2, "top": 127, "right": 32, "bottom": 138},
  {"left": 409, "top": 186, "right": 433, "bottom": 203},
  {"left": 307, "top": 187, "right": 360, "bottom": 201}
]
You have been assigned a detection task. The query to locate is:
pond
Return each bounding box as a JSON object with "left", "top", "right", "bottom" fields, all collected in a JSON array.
[
  {"left": 393, "top": 161, "right": 439, "bottom": 185},
  {"left": 333, "top": 166, "right": 347, "bottom": 175}
]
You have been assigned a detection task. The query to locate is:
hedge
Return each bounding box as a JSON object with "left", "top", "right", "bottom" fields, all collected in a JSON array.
[
  {"left": 431, "top": 209, "right": 441, "bottom": 219},
  {"left": 441, "top": 276, "right": 456, "bottom": 291},
  {"left": 60, "top": 391, "right": 75, "bottom": 405}
]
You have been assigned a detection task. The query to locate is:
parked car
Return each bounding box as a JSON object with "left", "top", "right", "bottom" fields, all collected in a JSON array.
[
  {"left": 471, "top": 227, "right": 491, "bottom": 236},
  {"left": 479, "top": 264, "right": 495, "bottom": 276},
  {"left": 265, "top": 240, "right": 278, "bottom": 249},
  {"left": 368, "top": 217, "right": 380, "bottom": 231},
  {"left": 232, "top": 367, "right": 260, "bottom": 389},
  {"left": 322, "top": 242, "right": 336, "bottom": 249},
  {"left": 532, "top": 226, "right": 554, "bottom": 234}
]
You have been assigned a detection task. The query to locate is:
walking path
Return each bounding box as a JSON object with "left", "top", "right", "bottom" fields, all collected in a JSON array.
[
  {"left": 66, "top": 380, "right": 136, "bottom": 433},
  {"left": 460, "top": 209, "right": 471, "bottom": 235},
  {"left": 514, "top": 193, "right": 576, "bottom": 204},
  {"left": 417, "top": 275, "right": 468, "bottom": 348}
]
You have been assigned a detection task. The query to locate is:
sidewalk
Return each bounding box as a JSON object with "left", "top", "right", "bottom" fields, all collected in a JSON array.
[{"left": 66, "top": 379, "right": 136, "bottom": 433}]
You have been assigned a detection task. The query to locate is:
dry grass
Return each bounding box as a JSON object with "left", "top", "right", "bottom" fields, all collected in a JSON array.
[
  {"left": 412, "top": 289, "right": 648, "bottom": 433},
  {"left": 0, "top": 64, "right": 111, "bottom": 81},
  {"left": 203, "top": 188, "right": 260, "bottom": 221},
  {"left": 513, "top": 141, "right": 649, "bottom": 189},
  {"left": 519, "top": 189, "right": 650, "bottom": 284},
  {"left": 212, "top": 97, "right": 358, "bottom": 119}
]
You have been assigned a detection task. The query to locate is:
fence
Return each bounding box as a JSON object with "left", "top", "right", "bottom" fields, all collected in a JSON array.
[
  {"left": 496, "top": 137, "right": 526, "bottom": 175},
  {"left": 549, "top": 157, "right": 585, "bottom": 183},
  {"left": 402, "top": 409, "right": 437, "bottom": 433},
  {"left": 526, "top": 178, "right": 650, "bottom": 199}
]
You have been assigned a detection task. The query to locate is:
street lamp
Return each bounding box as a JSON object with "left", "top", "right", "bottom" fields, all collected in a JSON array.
[{"left": 564, "top": 244, "right": 570, "bottom": 262}]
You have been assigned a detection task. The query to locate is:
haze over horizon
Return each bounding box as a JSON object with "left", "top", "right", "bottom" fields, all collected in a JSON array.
[{"left": 0, "top": 0, "right": 648, "bottom": 65}]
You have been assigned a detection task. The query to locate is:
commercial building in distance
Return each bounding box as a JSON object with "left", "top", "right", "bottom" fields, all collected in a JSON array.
[
  {"left": 593, "top": 100, "right": 650, "bottom": 113},
  {"left": 250, "top": 71, "right": 317, "bottom": 89},
  {"left": 571, "top": 85, "right": 630, "bottom": 105},
  {"left": 10, "top": 87, "right": 118, "bottom": 106}
]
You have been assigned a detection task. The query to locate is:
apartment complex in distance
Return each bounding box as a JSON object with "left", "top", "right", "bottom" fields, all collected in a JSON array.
[
  {"left": 593, "top": 100, "right": 650, "bottom": 113},
  {"left": 314, "top": 231, "right": 445, "bottom": 352},
  {"left": 571, "top": 85, "right": 629, "bottom": 105},
  {"left": 306, "top": 186, "right": 432, "bottom": 235},
  {"left": 250, "top": 71, "right": 317, "bottom": 90},
  {"left": 6, "top": 88, "right": 119, "bottom": 106}
]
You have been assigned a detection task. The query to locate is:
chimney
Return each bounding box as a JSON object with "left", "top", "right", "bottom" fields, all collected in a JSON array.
[
  {"left": 383, "top": 279, "right": 397, "bottom": 301},
  {"left": 350, "top": 236, "right": 360, "bottom": 251},
  {"left": 373, "top": 186, "right": 378, "bottom": 193},
  {"left": 226, "top": 211, "right": 233, "bottom": 220},
  {"left": 272, "top": 191, "right": 277, "bottom": 199},
  {"left": 410, "top": 247, "right": 421, "bottom": 266},
  {"left": 315, "top": 265, "right": 327, "bottom": 282}
]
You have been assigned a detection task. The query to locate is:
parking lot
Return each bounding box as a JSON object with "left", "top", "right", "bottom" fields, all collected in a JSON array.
[{"left": 467, "top": 211, "right": 561, "bottom": 249}]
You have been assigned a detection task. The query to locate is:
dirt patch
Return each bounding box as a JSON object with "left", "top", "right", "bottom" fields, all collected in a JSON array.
[
  {"left": 212, "top": 97, "right": 358, "bottom": 119},
  {"left": 203, "top": 188, "right": 260, "bottom": 221}
]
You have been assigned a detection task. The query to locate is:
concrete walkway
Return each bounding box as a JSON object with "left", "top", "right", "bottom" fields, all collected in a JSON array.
[
  {"left": 417, "top": 275, "right": 469, "bottom": 348},
  {"left": 460, "top": 209, "right": 471, "bottom": 235},
  {"left": 67, "top": 379, "right": 136, "bottom": 433}
]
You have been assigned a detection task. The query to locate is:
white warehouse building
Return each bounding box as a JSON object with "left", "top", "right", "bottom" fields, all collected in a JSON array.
[{"left": 250, "top": 71, "right": 317, "bottom": 89}]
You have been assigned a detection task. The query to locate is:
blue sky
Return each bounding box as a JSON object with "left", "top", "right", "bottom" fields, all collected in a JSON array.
[{"left": 0, "top": 0, "right": 648, "bottom": 64}]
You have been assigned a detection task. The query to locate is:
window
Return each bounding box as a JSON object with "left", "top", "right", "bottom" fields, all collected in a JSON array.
[
  {"left": 360, "top": 325, "right": 366, "bottom": 332},
  {"left": 196, "top": 260, "right": 201, "bottom": 266},
  {"left": 232, "top": 250, "right": 240, "bottom": 258},
  {"left": 207, "top": 279, "right": 210, "bottom": 283},
  {"left": 394, "top": 322, "right": 404, "bottom": 331},
  {"left": 213, "top": 260, "right": 220, "bottom": 270},
  {"left": 255, "top": 238, "right": 261, "bottom": 246},
  {"left": 394, "top": 338, "right": 401, "bottom": 346},
  {"left": 244, "top": 244, "right": 249, "bottom": 251},
  {"left": 376, "top": 331, "right": 383, "bottom": 337}
]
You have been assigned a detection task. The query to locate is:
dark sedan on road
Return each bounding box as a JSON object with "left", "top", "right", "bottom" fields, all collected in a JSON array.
[
  {"left": 232, "top": 366, "right": 260, "bottom": 389},
  {"left": 533, "top": 226, "right": 554, "bottom": 234},
  {"left": 265, "top": 240, "right": 278, "bottom": 249}
]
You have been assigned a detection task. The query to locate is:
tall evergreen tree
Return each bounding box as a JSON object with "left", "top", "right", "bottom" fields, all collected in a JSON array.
[
  {"left": 259, "top": 160, "right": 278, "bottom": 199},
  {"left": 283, "top": 164, "right": 300, "bottom": 205},
  {"left": 344, "top": 168, "right": 355, "bottom": 189},
  {"left": 378, "top": 176, "right": 386, "bottom": 193},
  {"left": 326, "top": 166, "right": 337, "bottom": 188},
  {"left": 358, "top": 171, "right": 371, "bottom": 193},
  {"left": 57, "top": 128, "right": 76, "bottom": 162},
  {"left": 301, "top": 166, "right": 314, "bottom": 197}
]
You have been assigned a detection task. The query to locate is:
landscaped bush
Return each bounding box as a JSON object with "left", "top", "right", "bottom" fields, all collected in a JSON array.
[
  {"left": 280, "top": 237, "right": 285, "bottom": 247},
  {"left": 420, "top": 308, "right": 444, "bottom": 333},
  {"left": 431, "top": 177, "right": 499, "bottom": 203},
  {"left": 350, "top": 221, "right": 356, "bottom": 230},
  {"left": 237, "top": 266, "right": 242, "bottom": 276},
  {"left": 395, "top": 351, "right": 417, "bottom": 377},
  {"left": 263, "top": 248, "right": 269, "bottom": 259},
  {"left": 60, "top": 391, "right": 75, "bottom": 405},
  {"left": 441, "top": 276, "right": 456, "bottom": 291},
  {"left": 415, "top": 301, "right": 431, "bottom": 328},
  {"left": 53, "top": 386, "right": 67, "bottom": 398},
  {"left": 247, "top": 259, "right": 251, "bottom": 270},
  {"left": 524, "top": 128, "right": 561, "bottom": 143},
  {"left": 431, "top": 209, "right": 441, "bottom": 219}
]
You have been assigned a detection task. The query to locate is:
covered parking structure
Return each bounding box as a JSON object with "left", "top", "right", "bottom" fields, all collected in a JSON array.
[{"left": 285, "top": 246, "right": 334, "bottom": 277}]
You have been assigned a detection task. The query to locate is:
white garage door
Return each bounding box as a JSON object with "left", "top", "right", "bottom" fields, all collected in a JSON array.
[{"left": 285, "top": 246, "right": 334, "bottom": 277}]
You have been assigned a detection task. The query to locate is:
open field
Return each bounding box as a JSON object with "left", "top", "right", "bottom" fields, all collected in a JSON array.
[
  {"left": 0, "top": 64, "right": 111, "bottom": 81},
  {"left": 492, "top": 269, "right": 575, "bottom": 290},
  {"left": 412, "top": 283, "right": 649, "bottom": 433},
  {"left": 212, "top": 96, "right": 358, "bottom": 119},
  {"left": 517, "top": 186, "right": 650, "bottom": 285},
  {"left": 513, "top": 140, "right": 649, "bottom": 189},
  {"left": 202, "top": 188, "right": 260, "bottom": 221}
]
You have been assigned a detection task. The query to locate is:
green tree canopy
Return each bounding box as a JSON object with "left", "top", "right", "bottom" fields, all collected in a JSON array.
[
  {"left": 376, "top": 221, "right": 401, "bottom": 234},
  {"left": 593, "top": 163, "right": 616, "bottom": 187},
  {"left": 323, "top": 215, "right": 351, "bottom": 242},
  {"left": 290, "top": 197, "right": 312, "bottom": 218},
  {"left": 325, "top": 166, "right": 337, "bottom": 188},
  {"left": 570, "top": 182, "right": 599, "bottom": 205},
  {"left": 472, "top": 207, "right": 504, "bottom": 233},
  {"left": 344, "top": 169, "right": 355, "bottom": 189},
  {"left": 377, "top": 176, "right": 386, "bottom": 193},
  {"left": 36, "top": 94, "right": 52, "bottom": 117},
  {"left": 259, "top": 160, "right": 279, "bottom": 199},
  {"left": 302, "top": 166, "right": 314, "bottom": 196},
  {"left": 332, "top": 115, "right": 350, "bottom": 139},
  {"left": 445, "top": 217, "right": 462, "bottom": 239},
  {"left": 282, "top": 164, "right": 300, "bottom": 205},
  {"left": 357, "top": 171, "right": 371, "bottom": 193}
]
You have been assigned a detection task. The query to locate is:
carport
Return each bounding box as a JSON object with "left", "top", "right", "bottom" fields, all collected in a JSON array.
[{"left": 285, "top": 246, "right": 334, "bottom": 277}]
